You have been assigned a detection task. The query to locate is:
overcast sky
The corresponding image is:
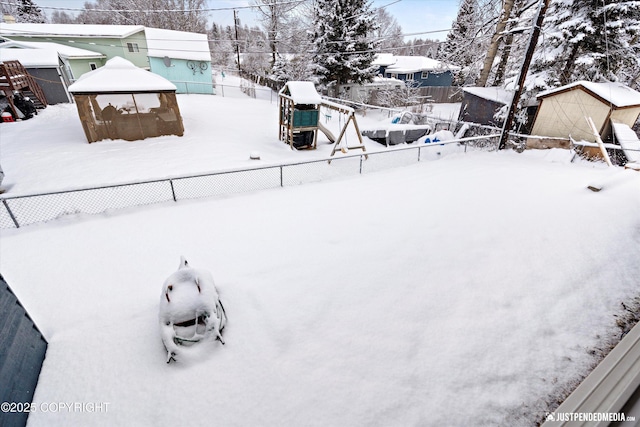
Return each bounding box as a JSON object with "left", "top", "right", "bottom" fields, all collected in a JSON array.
[{"left": 30, "top": 0, "right": 458, "bottom": 41}]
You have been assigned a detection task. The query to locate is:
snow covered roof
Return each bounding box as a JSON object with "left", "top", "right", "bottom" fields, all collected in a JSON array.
[
  {"left": 0, "top": 23, "right": 144, "bottom": 38},
  {"left": 68, "top": 56, "right": 176, "bottom": 93},
  {"left": 462, "top": 87, "right": 514, "bottom": 105},
  {"left": 0, "top": 47, "right": 59, "bottom": 66},
  {"left": 384, "top": 56, "right": 461, "bottom": 73},
  {"left": 0, "top": 40, "right": 104, "bottom": 59},
  {"left": 537, "top": 81, "right": 640, "bottom": 108},
  {"left": 144, "top": 27, "right": 211, "bottom": 62},
  {"left": 372, "top": 53, "right": 396, "bottom": 66},
  {"left": 280, "top": 81, "right": 322, "bottom": 105}
]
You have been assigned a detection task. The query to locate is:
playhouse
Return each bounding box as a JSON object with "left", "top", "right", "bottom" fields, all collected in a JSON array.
[
  {"left": 278, "top": 81, "right": 366, "bottom": 156},
  {"left": 68, "top": 56, "right": 184, "bottom": 143}
]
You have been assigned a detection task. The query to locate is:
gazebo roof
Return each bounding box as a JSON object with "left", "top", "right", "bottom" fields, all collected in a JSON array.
[{"left": 68, "top": 56, "right": 177, "bottom": 94}]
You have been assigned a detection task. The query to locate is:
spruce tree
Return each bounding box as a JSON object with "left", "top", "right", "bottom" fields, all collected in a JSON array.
[
  {"left": 16, "top": 0, "right": 46, "bottom": 23},
  {"left": 532, "top": 0, "right": 640, "bottom": 88},
  {"left": 311, "top": 0, "right": 379, "bottom": 93},
  {"left": 438, "top": 0, "right": 484, "bottom": 85}
]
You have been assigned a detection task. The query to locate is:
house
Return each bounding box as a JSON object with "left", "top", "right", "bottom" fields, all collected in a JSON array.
[
  {"left": 458, "top": 87, "right": 513, "bottom": 127},
  {"left": 0, "top": 23, "right": 148, "bottom": 70},
  {"left": 144, "top": 27, "right": 213, "bottom": 95},
  {"left": 528, "top": 81, "right": 640, "bottom": 161},
  {"left": 68, "top": 56, "right": 184, "bottom": 143},
  {"left": 374, "top": 54, "right": 460, "bottom": 87},
  {"left": 0, "top": 23, "right": 213, "bottom": 94},
  {"left": 0, "top": 40, "right": 105, "bottom": 104}
]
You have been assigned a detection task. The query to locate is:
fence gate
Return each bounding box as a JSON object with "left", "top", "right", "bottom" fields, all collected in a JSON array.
[{"left": 0, "top": 273, "right": 48, "bottom": 427}]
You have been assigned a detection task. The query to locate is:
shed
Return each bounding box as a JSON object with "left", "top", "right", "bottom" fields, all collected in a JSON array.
[
  {"left": 68, "top": 56, "right": 184, "bottom": 143},
  {"left": 529, "top": 81, "right": 640, "bottom": 153},
  {"left": 0, "top": 40, "right": 106, "bottom": 102},
  {"left": 458, "top": 87, "right": 514, "bottom": 127},
  {"left": 0, "top": 45, "right": 72, "bottom": 104}
]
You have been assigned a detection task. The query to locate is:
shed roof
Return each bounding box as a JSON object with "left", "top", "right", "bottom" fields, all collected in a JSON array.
[
  {"left": 384, "top": 56, "right": 460, "bottom": 73},
  {"left": 68, "top": 56, "right": 176, "bottom": 93},
  {"left": 462, "top": 86, "right": 514, "bottom": 105},
  {"left": 537, "top": 81, "right": 640, "bottom": 108},
  {"left": 144, "top": 27, "right": 211, "bottom": 62},
  {"left": 280, "top": 81, "right": 322, "bottom": 105},
  {"left": 0, "top": 23, "right": 144, "bottom": 38},
  {"left": 0, "top": 47, "right": 59, "bottom": 66}
]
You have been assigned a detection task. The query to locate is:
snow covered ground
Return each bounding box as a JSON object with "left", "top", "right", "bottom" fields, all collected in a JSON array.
[{"left": 1, "top": 76, "right": 639, "bottom": 426}]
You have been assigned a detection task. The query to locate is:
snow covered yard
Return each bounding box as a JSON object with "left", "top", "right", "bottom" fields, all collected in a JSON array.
[{"left": 1, "top": 81, "right": 640, "bottom": 426}]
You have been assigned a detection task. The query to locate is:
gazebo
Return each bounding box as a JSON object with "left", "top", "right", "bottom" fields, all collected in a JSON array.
[{"left": 68, "top": 56, "right": 184, "bottom": 143}]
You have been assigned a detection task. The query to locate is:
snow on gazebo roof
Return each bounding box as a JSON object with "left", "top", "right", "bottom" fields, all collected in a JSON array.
[
  {"left": 68, "top": 56, "right": 177, "bottom": 94},
  {"left": 537, "top": 81, "right": 640, "bottom": 108},
  {"left": 280, "top": 81, "right": 323, "bottom": 105},
  {"left": 144, "top": 27, "right": 211, "bottom": 62}
]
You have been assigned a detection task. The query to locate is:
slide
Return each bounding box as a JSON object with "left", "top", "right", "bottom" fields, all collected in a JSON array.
[{"left": 317, "top": 121, "right": 336, "bottom": 143}]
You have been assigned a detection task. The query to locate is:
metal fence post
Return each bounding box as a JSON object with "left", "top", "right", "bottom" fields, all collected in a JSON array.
[
  {"left": 359, "top": 155, "right": 363, "bottom": 174},
  {"left": 2, "top": 199, "right": 19, "bottom": 228},
  {"left": 169, "top": 180, "right": 177, "bottom": 202},
  {"left": 280, "top": 165, "right": 284, "bottom": 187}
]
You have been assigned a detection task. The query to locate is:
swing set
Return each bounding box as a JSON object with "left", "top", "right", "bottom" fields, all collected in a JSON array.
[{"left": 278, "top": 81, "right": 367, "bottom": 157}]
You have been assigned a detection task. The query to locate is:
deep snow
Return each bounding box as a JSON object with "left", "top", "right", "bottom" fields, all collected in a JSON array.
[{"left": 1, "top": 76, "right": 639, "bottom": 426}]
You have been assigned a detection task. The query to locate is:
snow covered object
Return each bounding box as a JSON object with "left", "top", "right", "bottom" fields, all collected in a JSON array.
[{"left": 159, "top": 257, "right": 226, "bottom": 363}]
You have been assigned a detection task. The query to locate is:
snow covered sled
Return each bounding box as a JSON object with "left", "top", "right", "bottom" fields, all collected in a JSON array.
[{"left": 159, "top": 257, "right": 227, "bottom": 363}]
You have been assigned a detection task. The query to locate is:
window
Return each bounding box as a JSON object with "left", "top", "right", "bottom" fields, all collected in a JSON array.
[
  {"left": 406, "top": 73, "right": 414, "bottom": 81},
  {"left": 421, "top": 71, "right": 429, "bottom": 79},
  {"left": 89, "top": 63, "right": 97, "bottom": 70},
  {"left": 127, "top": 42, "right": 139, "bottom": 53}
]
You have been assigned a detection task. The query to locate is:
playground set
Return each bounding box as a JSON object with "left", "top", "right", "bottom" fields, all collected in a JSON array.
[{"left": 278, "top": 81, "right": 367, "bottom": 157}]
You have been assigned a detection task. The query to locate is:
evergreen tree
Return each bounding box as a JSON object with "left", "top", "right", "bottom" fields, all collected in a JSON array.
[
  {"left": 438, "top": 0, "right": 484, "bottom": 85},
  {"left": 16, "top": 0, "right": 46, "bottom": 23},
  {"left": 311, "top": 0, "right": 379, "bottom": 93},
  {"left": 532, "top": 0, "right": 640, "bottom": 89}
]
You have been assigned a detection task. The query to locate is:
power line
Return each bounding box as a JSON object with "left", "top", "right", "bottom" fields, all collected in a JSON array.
[{"left": 0, "top": 0, "right": 308, "bottom": 13}]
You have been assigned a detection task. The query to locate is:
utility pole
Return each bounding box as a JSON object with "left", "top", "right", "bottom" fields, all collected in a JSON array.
[
  {"left": 234, "top": 9, "right": 241, "bottom": 74},
  {"left": 498, "top": 0, "right": 550, "bottom": 150}
]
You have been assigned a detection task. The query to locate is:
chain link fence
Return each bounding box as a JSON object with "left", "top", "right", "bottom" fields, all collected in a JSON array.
[{"left": 0, "top": 135, "right": 499, "bottom": 229}]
